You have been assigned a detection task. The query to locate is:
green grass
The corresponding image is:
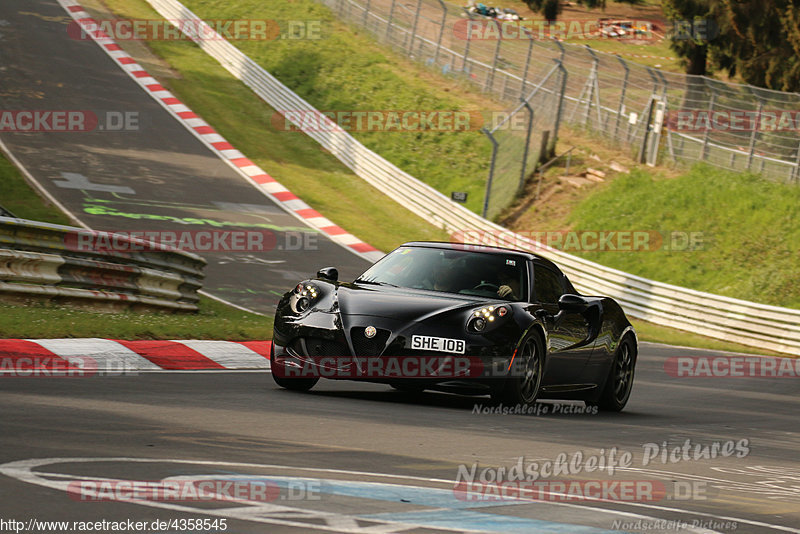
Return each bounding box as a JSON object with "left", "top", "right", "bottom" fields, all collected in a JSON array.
[
  {"left": 0, "top": 296, "right": 271, "bottom": 340},
  {"left": 0, "top": 153, "right": 71, "bottom": 225},
  {"left": 565, "top": 164, "right": 800, "bottom": 309}
]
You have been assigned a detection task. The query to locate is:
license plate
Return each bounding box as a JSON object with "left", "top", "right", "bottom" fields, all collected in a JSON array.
[{"left": 411, "top": 335, "right": 465, "bottom": 354}]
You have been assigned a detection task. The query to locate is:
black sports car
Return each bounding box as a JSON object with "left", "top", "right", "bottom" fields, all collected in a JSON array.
[{"left": 270, "top": 242, "right": 637, "bottom": 411}]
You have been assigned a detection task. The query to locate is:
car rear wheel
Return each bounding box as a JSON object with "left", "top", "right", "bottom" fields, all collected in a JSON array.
[
  {"left": 492, "top": 333, "right": 544, "bottom": 406},
  {"left": 595, "top": 336, "right": 636, "bottom": 412},
  {"left": 270, "top": 344, "right": 319, "bottom": 392}
]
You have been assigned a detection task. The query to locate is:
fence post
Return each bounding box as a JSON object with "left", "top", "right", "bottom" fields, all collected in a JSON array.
[
  {"left": 747, "top": 99, "right": 764, "bottom": 171},
  {"left": 433, "top": 0, "right": 447, "bottom": 65},
  {"left": 363, "top": 0, "right": 371, "bottom": 25},
  {"left": 519, "top": 37, "right": 535, "bottom": 99},
  {"left": 702, "top": 87, "right": 717, "bottom": 161},
  {"left": 408, "top": 0, "right": 422, "bottom": 54},
  {"left": 552, "top": 59, "right": 567, "bottom": 154},
  {"left": 481, "top": 127, "right": 499, "bottom": 219},
  {"left": 637, "top": 97, "right": 655, "bottom": 164},
  {"left": 584, "top": 46, "right": 602, "bottom": 128},
  {"left": 552, "top": 36, "right": 564, "bottom": 63},
  {"left": 793, "top": 142, "right": 800, "bottom": 183},
  {"left": 518, "top": 99, "right": 535, "bottom": 195},
  {"left": 462, "top": 14, "right": 473, "bottom": 73},
  {"left": 637, "top": 68, "right": 660, "bottom": 165},
  {"left": 386, "top": 0, "right": 396, "bottom": 40},
  {"left": 486, "top": 25, "right": 502, "bottom": 92},
  {"left": 614, "top": 55, "right": 629, "bottom": 142}
]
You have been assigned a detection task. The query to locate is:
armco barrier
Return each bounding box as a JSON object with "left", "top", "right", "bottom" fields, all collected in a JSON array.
[
  {"left": 140, "top": 0, "right": 800, "bottom": 355},
  {"left": 0, "top": 217, "right": 205, "bottom": 311}
]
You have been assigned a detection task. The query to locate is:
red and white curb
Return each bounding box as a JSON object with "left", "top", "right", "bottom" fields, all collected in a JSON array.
[
  {"left": 0, "top": 339, "right": 272, "bottom": 372},
  {"left": 56, "top": 0, "right": 384, "bottom": 264}
]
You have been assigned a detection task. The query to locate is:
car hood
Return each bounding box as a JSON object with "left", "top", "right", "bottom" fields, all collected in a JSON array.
[{"left": 336, "top": 283, "right": 484, "bottom": 322}]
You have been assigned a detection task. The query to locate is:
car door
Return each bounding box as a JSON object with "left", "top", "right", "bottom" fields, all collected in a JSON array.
[{"left": 533, "top": 263, "right": 594, "bottom": 385}]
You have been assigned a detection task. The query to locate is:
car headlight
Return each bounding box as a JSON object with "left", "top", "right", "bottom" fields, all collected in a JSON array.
[
  {"left": 467, "top": 305, "right": 510, "bottom": 333},
  {"left": 293, "top": 282, "right": 320, "bottom": 313}
]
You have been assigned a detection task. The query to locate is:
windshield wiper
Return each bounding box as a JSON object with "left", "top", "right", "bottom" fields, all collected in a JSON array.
[{"left": 354, "top": 278, "right": 398, "bottom": 287}]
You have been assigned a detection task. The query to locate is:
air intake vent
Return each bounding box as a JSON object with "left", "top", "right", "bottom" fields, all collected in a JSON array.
[
  {"left": 350, "top": 327, "right": 390, "bottom": 357},
  {"left": 295, "top": 337, "right": 349, "bottom": 357}
]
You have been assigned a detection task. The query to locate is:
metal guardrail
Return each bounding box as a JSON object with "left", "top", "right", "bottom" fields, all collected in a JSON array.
[
  {"left": 143, "top": 0, "right": 800, "bottom": 354},
  {"left": 0, "top": 217, "right": 206, "bottom": 311}
]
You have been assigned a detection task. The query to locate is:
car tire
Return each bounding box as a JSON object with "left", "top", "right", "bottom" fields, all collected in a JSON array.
[
  {"left": 270, "top": 344, "right": 319, "bottom": 392},
  {"left": 390, "top": 382, "right": 426, "bottom": 393},
  {"left": 492, "top": 333, "right": 544, "bottom": 406},
  {"left": 595, "top": 336, "right": 636, "bottom": 412}
]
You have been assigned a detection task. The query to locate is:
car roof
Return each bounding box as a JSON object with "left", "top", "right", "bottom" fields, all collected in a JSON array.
[{"left": 399, "top": 241, "right": 562, "bottom": 272}]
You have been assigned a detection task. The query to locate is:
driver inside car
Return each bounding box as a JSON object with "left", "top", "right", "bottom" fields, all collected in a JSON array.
[
  {"left": 497, "top": 266, "right": 521, "bottom": 300},
  {"left": 431, "top": 263, "right": 459, "bottom": 292}
]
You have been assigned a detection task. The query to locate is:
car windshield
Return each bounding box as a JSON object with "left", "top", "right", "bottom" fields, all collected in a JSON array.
[{"left": 356, "top": 246, "right": 527, "bottom": 301}]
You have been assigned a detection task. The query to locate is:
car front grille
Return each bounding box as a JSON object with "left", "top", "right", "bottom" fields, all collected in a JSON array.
[{"left": 350, "top": 327, "right": 391, "bottom": 357}]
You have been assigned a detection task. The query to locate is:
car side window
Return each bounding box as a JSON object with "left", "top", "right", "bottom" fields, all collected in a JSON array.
[{"left": 534, "top": 266, "right": 564, "bottom": 304}]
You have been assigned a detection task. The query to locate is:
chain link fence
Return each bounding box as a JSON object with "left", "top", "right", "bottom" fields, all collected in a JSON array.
[{"left": 321, "top": 0, "right": 800, "bottom": 218}]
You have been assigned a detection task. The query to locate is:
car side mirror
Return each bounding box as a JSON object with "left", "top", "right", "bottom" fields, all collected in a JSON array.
[
  {"left": 316, "top": 267, "right": 338, "bottom": 282},
  {"left": 558, "top": 293, "right": 590, "bottom": 313}
]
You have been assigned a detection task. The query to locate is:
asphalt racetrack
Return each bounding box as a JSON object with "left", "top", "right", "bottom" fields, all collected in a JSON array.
[{"left": 1, "top": 343, "right": 799, "bottom": 533}]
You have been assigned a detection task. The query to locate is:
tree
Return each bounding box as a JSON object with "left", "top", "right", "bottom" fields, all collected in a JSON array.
[
  {"left": 660, "top": 0, "right": 717, "bottom": 76},
  {"left": 712, "top": 0, "right": 800, "bottom": 92},
  {"left": 662, "top": 0, "right": 800, "bottom": 91},
  {"left": 524, "top": 0, "right": 561, "bottom": 21}
]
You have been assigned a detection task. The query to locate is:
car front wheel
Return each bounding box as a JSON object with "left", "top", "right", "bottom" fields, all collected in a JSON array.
[
  {"left": 492, "top": 333, "right": 544, "bottom": 406},
  {"left": 270, "top": 344, "right": 319, "bottom": 392}
]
